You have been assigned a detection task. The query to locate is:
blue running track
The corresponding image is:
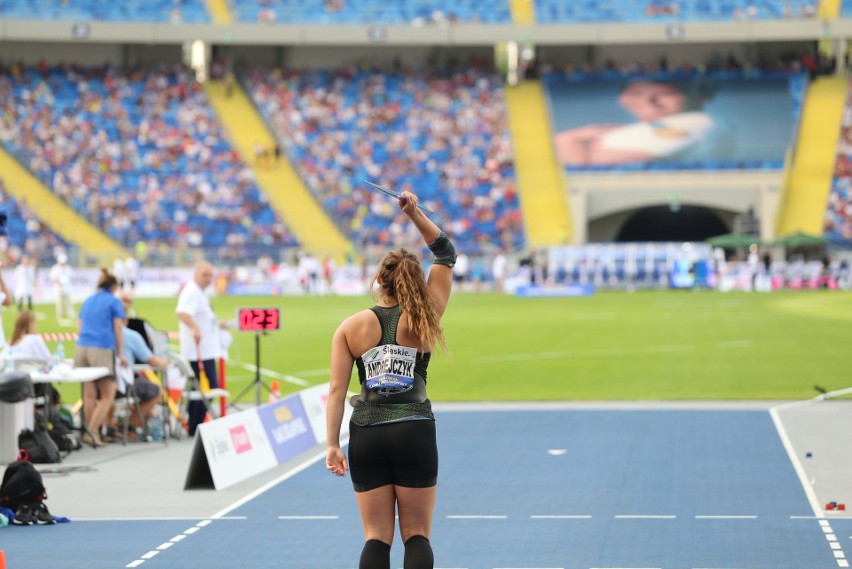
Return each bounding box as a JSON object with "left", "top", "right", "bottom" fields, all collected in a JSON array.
[{"left": 3, "top": 409, "right": 846, "bottom": 569}]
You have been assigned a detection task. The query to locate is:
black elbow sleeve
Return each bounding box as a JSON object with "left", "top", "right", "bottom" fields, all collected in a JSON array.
[{"left": 427, "top": 231, "right": 457, "bottom": 268}]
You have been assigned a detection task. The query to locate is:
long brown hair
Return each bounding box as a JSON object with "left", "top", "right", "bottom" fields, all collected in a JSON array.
[
  {"left": 372, "top": 249, "right": 447, "bottom": 353},
  {"left": 97, "top": 268, "right": 118, "bottom": 290},
  {"left": 10, "top": 310, "right": 36, "bottom": 346}
]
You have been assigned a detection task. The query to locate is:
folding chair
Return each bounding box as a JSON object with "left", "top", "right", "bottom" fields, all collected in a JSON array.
[{"left": 169, "top": 355, "right": 230, "bottom": 426}]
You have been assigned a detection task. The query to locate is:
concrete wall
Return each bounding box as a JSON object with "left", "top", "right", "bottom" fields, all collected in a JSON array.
[
  {"left": 0, "top": 18, "right": 842, "bottom": 46},
  {"left": 568, "top": 170, "right": 783, "bottom": 243}
]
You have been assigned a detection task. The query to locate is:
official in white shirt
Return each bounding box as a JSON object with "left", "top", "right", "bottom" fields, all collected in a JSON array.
[{"left": 176, "top": 261, "right": 223, "bottom": 436}]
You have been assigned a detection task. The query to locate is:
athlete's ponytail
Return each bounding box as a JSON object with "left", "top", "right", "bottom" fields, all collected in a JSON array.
[{"left": 374, "top": 249, "right": 447, "bottom": 353}]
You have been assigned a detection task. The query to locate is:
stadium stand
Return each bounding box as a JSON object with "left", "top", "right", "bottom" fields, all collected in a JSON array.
[
  {"left": 824, "top": 81, "right": 852, "bottom": 243},
  {"left": 243, "top": 66, "right": 523, "bottom": 255},
  {"left": 228, "top": 0, "right": 511, "bottom": 24},
  {"left": 535, "top": 0, "right": 819, "bottom": 23},
  {"left": 0, "top": 178, "right": 69, "bottom": 264},
  {"left": 0, "top": 64, "right": 298, "bottom": 264},
  {"left": 0, "top": 0, "right": 210, "bottom": 22}
]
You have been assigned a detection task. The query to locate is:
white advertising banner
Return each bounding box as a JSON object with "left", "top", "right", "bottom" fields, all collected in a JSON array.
[
  {"left": 195, "top": 410, "right": 278, "bottom": 490},
  {"left": 299, "top": 383, "right": 353, "bottom": 446}
]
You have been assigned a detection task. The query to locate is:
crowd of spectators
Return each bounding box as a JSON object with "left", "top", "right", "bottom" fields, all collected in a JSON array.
[
  {"left": 0, "top": 178, "right": 69, "bottom": 266},
  {"left": 243, "top": 64, "right": 523, "bottom": 256},
  {"left": 538, "top": 52, "right": 815, "bottom": 80},
  {"left": 824, "top": 82, "right": 852, "bottom": 242},
  {"left": 0, "top": 63, "right": 297, "bottom": 264},
  {"left": 231, "top": 0, "right": 511, "bottom": 25},
  {"left": 0, "top": 0, "right": 209, "bottom": 23},
  {"left": 536, "top": 0, "right": 820, "bottom": 23}
]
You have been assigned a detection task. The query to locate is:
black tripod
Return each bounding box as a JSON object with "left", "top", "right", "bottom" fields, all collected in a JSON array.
[{"left": 229, "top": 332, "right": 275, "bottom": 407}]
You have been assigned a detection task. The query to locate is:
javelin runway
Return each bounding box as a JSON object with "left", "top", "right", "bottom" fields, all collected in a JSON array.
[{"left": 3, "top": 406, "right": 849, "bottom": 569}]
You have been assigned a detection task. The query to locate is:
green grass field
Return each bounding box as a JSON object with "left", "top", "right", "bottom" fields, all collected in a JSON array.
[{"left": 30, "top": 289, "right": 851, "bottom": 403}]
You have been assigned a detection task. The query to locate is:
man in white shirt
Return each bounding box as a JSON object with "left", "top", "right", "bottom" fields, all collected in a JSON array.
[
  {"left": 176, "top": 261, "right": 221, "bottom": 436},
  {"left": 48, "top": 254, "right": 75, "bottom": 324}
]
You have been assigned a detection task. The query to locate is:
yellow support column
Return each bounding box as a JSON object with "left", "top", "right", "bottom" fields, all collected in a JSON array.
[
  {"left": 510, "top": 0, "right": 535, "bottom": 25},
  {"left": 204, "top": 80, "right": 351, "bottom": 259},
  {"left": 205, "top": 0, "right": 233, "bottom": 24},
  {"left": 505, "top": 81, "right": 572, "bottom": 248},
  {"left": 777, "top": 78, "right": 846, "bottom": 237},
  {"left": 0, "top": 149, "right": 126, "bottom": 263}
]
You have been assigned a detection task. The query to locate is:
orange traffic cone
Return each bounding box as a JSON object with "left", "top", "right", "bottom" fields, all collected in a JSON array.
[
  {"left": 1, "top": 549, "right": 7, "bottom": 569},
  {"left": 269, "top": 380, "right": 281, "bottom": 402},
  {"left": 203, "top": 412, "right": 212, "bottom": 424}
]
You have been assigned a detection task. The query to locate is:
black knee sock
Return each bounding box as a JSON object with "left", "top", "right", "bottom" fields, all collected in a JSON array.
[
  {"left": 359, "top": 539, "right": 390, "bottom": 569},
  {"left": 403, "top": 535, "right": 433, "bottom": 569}
]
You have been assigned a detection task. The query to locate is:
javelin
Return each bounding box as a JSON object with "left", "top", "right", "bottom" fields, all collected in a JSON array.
[{"left": 363, "top": 180, "right": 435, "bottom": 215}]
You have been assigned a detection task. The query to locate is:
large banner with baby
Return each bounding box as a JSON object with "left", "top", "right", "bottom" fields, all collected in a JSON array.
[{"left": 546, "top": 74, "right": 801, "bottom": 171}]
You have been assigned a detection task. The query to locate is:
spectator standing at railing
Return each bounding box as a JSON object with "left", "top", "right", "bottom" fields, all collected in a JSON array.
[{"left": 176, "top": 261, "right": 223, "bottom": 436}]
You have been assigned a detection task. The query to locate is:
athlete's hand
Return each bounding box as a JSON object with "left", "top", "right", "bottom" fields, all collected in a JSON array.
[
  {"left": 398, "top": 191, "right": 419, "bottom": 216},
  {"left": 326, "top": 446, "right": 349, "bottom": 478}
]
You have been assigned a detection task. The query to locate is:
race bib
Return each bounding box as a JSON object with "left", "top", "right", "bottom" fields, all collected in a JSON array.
[{"left": 362, "top": 344, "right": 418, "bottom": 396}]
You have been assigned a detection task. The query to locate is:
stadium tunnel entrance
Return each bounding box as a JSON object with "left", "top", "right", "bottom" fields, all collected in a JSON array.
[{"left": 589, "top": 205, "right": 733, "bottom": 242}]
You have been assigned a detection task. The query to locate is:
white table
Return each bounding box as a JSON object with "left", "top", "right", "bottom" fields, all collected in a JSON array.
[
  {"left": 0, "top": 366, "right": 110, "bottom": 463},
  {"left": 30, "top": 367, "right": 110, "bottom": 384}
]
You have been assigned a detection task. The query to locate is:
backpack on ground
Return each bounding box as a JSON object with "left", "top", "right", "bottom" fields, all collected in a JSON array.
[{"left": 0, "top": 451, "right": 56, "bottom": 524}]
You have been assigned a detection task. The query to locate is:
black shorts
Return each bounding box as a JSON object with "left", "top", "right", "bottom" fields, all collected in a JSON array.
[{"left": 348, "top": 420, "right": 438, "bottom": 493}]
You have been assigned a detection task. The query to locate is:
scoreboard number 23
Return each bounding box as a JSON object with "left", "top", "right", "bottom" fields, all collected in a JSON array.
[{"left": 237, "top": 308, "right": 281, "bottom": 332}]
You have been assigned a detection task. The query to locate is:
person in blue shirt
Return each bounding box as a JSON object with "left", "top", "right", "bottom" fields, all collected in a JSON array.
[{"left": 73, "top": 269, "right": 127, "bottom": 447}]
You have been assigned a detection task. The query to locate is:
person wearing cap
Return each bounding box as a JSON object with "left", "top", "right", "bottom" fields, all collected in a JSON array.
[{"left": 49, "top": 253, "right": 75, "bottom": 324}]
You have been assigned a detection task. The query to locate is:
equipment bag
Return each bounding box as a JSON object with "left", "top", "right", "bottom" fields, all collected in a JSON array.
[{"left": 17, "top": 429, "right": 61, "bottom": 464}]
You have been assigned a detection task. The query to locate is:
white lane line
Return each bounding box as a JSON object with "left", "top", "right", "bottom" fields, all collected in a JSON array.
[
  {"left": 614, "top": 515, "right": 676, "bottom": 519},
  {"left": 196, "top": 519, "right": 212, "bottom": 527},
  {"left": 769, "top": 406, "right": 823, "bottom": 516},
  {"left": 238, "top": 362, "right": 309, "bottom": 386},
  {"left": 126, "top": 439, "right": 337, "bottom": 568},
  {"left": 530, "top": 515, "right": 592, "bottom": 519},
  {"left": 695, "top": 515, "right": 757, "bottom": 519},
  {"left": 447, "top": 515, "right": 507, "bottom": 519},
  {"left": 278, "top": 515, "right": 339, "bottom": 520},
  {"left": 141, "top": 551, "right": 159, "bottom": 560},
  {"left": 291, "top": 368, "right": 331, "bottom": 378},
  {"left": 156, "top": 542, "right": 174, "bottom": 551}
]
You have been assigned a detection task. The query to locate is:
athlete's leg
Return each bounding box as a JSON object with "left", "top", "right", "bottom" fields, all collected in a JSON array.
[
  {"left": 396, "top": 485, "right": 436, "bottom": 541},
  {"left": 355, "top": 484, "right": 396, "bottom": 542},
  {"left": 397, "top": 486, "right": 436, "bottom": 569}
]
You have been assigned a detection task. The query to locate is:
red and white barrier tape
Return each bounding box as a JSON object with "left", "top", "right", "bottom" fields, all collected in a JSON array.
[{"left": 40, "top": 332, "right": 180, "bottom": 341}]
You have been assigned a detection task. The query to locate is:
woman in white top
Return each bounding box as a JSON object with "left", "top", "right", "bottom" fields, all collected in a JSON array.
[{"left": 1, "top": 310, "right": 53, "bottom": 362}]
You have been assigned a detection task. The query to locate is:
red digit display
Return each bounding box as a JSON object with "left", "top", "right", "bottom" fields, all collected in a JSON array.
[{"left": 237, "top": 308, "right": 281, "bottom": 331}]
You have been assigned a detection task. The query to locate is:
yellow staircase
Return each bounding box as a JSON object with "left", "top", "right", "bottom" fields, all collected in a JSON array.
[
  {"left": 776, "top": 77, "right": 846, "bottom": 237},
  {"left": 505, "top": 81, "right": 571, "bottom": 248},
  {"left": 204, "top": 81, "right": 351, "bottom": 258},
  {"left": 510, "top": 0, "right": 535, "bottom": 24},
  {"left": 205, "top": 0, "right": 233, "bottom": 24},
  {"left": 819, "top": 0, "right": 840, "bottom": 19},
  {"left": 0, "top": 148, "right": 126, "bottom": 263}
]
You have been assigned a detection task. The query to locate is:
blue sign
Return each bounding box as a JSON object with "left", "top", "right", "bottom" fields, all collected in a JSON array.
[{"left": 257, "top": 395, "right": 316, "bottom": 464}]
